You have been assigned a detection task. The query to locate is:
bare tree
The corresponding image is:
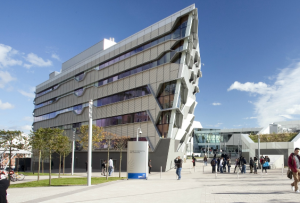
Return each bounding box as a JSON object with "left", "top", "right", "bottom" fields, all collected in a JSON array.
[
  {"left": 114, "top": 136, "right": 130, "bottom": 177},
  {"left": 102, "top": 132, "right": 116, "bottom": 180}
]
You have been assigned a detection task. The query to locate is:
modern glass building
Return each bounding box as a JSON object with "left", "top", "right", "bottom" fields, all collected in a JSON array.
[
  {"left": 33, "top": 4, "right": 201, "bottom": 172},
  {"left": 192, "top": 128, "right": 262, "bottom": 156}
]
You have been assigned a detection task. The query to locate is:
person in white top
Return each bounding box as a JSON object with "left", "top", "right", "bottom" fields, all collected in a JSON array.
[
  {"left": 220, "top": 158, "right": 224, "bottom": 173},
  {"left": 108, "top": 158, "right": 114, "bottom": 176}
]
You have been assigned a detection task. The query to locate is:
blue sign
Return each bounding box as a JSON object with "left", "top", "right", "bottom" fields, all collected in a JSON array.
[{"left": 128, "top": 173, "right": 146, "bottom": 179}]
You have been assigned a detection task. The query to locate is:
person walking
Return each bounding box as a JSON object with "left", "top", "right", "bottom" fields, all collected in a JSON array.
[
  {"left": 288, "top": 147, "right": 300, "bottom": 193},
  {"left": 148, "top": 159, "right": 152, "bottom": 174},
  {"left": 241, "top": 157, "right": 246, "bottom": 173},
  {"left": 211, "top": 157, "right": 216, "bottom": 173},
  {"left": 254, "top": 157, "right": 258, "bottom": 174},
  {"left": 217, "top": 158, "right": 220, "bottom": 172},
  {"left": 234, "top": 158, "right": 239, "bottom": 173},
  {"left": 101, "top": 160, "right": 106, "bottom": 176},
  {"left": 192, "top": 157, "right": 196, "bottom": 169},
  {"left": 223, "top": 158, "right": 227, "bottom": 172},
  {"left": 250, "top": 157, "right": 254, "bottom": 173},
  {"left": 175, "top": 156, "right": 182, "bottom": 180},
  {"left": 220, "top": 158, "right": 224, "bottom": 173},
  {"left": 227, "top": 158, "right": 231, "bottom": 173},
  {"left": 262, "top": 158, "right": 269, "bottom": 174},
  {"left": 108, "top": 158, "right": 113, "bottom": 176},
  {"left": 204, "top": 155, "right": 208, "bottom": 166}
]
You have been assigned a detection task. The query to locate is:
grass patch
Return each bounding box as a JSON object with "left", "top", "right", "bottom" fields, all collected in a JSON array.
[
  {"left": 9, "top": 177, "right": 124, "bottom": 188},
  {"left": 249, "top": 132, "right": 298, "bottom": 143},
  {"left": 21, "top": 172, "right": 71, "bottom": 176}
]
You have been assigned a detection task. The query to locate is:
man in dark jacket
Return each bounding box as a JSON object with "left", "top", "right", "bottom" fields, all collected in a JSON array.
[
  {"left": 288, "top": 148, "right": 300, "bottom": 193},
  {"left": 175, "top": 156, "right": 182, "bottom": 180},
  {"left": 211, "top": 158, "right": 216, "bottom": 173},
  {"left": 217, "top": 158, "right": 220, "bottom": 172},
  {"left": 0, "top": 179, "right": 9, "bottom": 203}
]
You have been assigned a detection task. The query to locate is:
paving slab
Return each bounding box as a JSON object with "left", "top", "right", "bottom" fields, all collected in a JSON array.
[{"left": 7, "top": 161, "right": 299, "bottom": 203}]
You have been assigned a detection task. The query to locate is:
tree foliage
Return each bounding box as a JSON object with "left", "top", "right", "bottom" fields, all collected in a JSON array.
[
  {"left": 77, "top": 125, "right": 104, "bottom": 150},
  {"left": 113, "top": 136, "right": 130, "bottom": 178}
]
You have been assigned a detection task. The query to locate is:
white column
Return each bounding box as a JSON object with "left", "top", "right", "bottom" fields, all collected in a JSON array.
[
  {"left": 71, "top": 129, "right": 75, "bottom": 175},
  {"left": 87, "top": 100, "right": 93, "bottom": 186}
]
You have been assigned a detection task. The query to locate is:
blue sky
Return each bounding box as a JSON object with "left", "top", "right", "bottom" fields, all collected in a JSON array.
[{"left": 1, "top": 0, "right": 300, "bottom": 134}]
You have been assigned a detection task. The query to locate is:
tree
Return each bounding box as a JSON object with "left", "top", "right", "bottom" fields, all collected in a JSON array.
[
  {"left": 43, "top": 128, "right": 64, "bottom": 185},
  {"left": 78, "top": 125, "right": 104, "bottom": 150},
  {"left": 0, "top": 130, "right": 30, "bottom": 182},
  {"left": 30, "top": 128, "right": 46, "bottom": 181},
  {"left": 102, "top": 132, "right": 116, "bottom": 180},
  {"left": 62, "top": 139, "right": 71, "bottom": 175},
  {"left": 114, "top": 136, "right": 130, "bottom": 178},
  {"left": 55, "top": 133, "right": 70, "bottom": 178}
]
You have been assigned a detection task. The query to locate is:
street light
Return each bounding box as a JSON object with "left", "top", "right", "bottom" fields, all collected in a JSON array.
[
  {"left": 137, "top": 128, "right": 142, "bottom": 141},
  {"left": 71, "top": 128, "right": 76, "bottom": 175}
]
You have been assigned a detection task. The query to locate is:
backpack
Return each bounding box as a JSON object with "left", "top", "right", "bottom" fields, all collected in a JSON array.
[{"left": 211, "top": 159, "right": 216, "bottom": 166}]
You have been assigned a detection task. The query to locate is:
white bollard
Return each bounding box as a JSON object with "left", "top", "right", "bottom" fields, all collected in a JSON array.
[
  {"left": 215, "top": 165, "right": 217, "bottom": 179},
  {"left": 194, "top": 167, "right": 195, "bottom": 173},
  {"left": 190, "top": 167, "right": 191, "bottom": 173},
  {"left": 282, "top": 164, "right": 283, "bottom": 177},
  {"left": 237, "top": 171, "right": 239, "bottom": 179},
  {"left": 203, "top": 165, "right": 204, "bottom": 174},
  {"left": 160, "top": 166, "right": 162, "bottom": 179}
]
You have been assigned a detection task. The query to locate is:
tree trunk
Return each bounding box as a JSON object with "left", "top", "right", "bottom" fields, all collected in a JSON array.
[
  {"left": 17, "top": 156, "right": 19, "bottom": 173},
  {"left": 63, "top": 153, "right": 65, "bottom": 175},
  {"left": 106, "top": 139, "right": 110, "bottom": 180},
  {"left": 38, "top": 150, "right": 41, "bottom": 181},
  {"left": 119, "top": 149, "right": 122, "bottom": 178},
  {"left": 49, "top": 152, "right": 51, "bottom": 185},
  {"left": 59, "top": 154, "right": 61, "bottom": 178}
]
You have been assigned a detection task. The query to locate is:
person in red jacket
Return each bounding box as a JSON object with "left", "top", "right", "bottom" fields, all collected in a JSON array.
[{"left": 288, "top": 148, "right": 300, "bottom": 193}]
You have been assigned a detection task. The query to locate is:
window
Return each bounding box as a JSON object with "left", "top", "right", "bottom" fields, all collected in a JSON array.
[
  {"left": 74, "top": 88, "right": 84, "bottom": 96},
  {"left": 157, "top": 81, "right": 177, "bottom": 109},
  {"left": 157, "top": 111, "right": 171, "bottom": 138},
  {"left": 75, "top": 72, "right": 85, "bottom": 81}
]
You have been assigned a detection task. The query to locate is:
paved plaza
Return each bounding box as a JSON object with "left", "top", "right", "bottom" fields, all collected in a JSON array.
[{"left": 7, "top": 161, "right": 299, "bottom": 203}]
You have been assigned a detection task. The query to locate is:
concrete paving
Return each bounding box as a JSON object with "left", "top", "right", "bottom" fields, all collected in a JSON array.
[{"left": 7, "top": 161, "right": 300, "bottom": 203}]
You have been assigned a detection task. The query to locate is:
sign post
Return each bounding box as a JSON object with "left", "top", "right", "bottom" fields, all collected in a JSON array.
[
  {"left": 87, "top": 100, "right": 93, "bottom": 186},
  {"left": 71, "top": 128, "right": 75, "bottom": 175},
  {"left": 127, "top": 141, "right": 148, "bottom": 179}
]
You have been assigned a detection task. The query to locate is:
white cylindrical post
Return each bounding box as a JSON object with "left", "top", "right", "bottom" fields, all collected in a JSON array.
[
  {"left": 87, "top": 100, "right": 93, "bottom": 186},
  {"left": 71, "top": 130, "right": 75, "bottom": 175},
  {"left": 282, "top": 164, "right": 283, "bottom": 176},
  {"left": 203, "top": 165, "right": 204, "bottom": 173},
  {"left": 215, "top": 165, "right": 217, "bottom": 179},
  {"left": 237, "top": 170, "right": 239, "bottom": 179},
  {"left": 160, "top": 166, "right": 162, "bottom": 179}
]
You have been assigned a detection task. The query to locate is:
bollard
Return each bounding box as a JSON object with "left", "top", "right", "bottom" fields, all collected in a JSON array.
[
  {"left": 203, "top": 165, "right": 204, "bottom": 174},
  {"left": 194, "top": 167, "right": 195, "bottom": 173},
  {"left": 215, "top": 165, "right": 217, "bottom": 179},
  {"left": 160, "top": 166, "right": 162, "bottom": 179},
  {"left": 190, "top": 167, "right": 191, "bottom": 173},
  {"left": 282, "top": 164, "right": 283, "bottom": 177},
  {"left": 237, "top": 171, "right": 239, "bottom": 179}
]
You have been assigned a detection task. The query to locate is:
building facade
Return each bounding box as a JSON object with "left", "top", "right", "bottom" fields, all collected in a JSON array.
[{"left": 33, "top": 5, "right": 201, "bottom": 172}]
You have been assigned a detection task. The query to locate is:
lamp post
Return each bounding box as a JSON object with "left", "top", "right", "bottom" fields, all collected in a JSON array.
[
  {"left": 258, "top": 134, "right": 260, "bottom": 169},
  {"left": 136, "top": 128, "right": 142, "bottom": 141},
  {"left": 87, "top": 100, "right": 93, "bottom": 186},
  {"left": 71, "top": 128, "right": 76, "bottom": 175}
]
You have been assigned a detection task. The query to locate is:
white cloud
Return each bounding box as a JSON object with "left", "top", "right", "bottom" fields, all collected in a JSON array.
[
  {"left": 51, "top": 53, "right": 60, "bottom": 61},
  {"left": 228, "top": 62, "right": 300, "bottom": 126},
  {"left": 0, "top": 44, "right": 23, "bottom": 68},
  {"left": 207, "top": 123, "right": 223, "bottom": 128},
  {"left": 18, "top": 89, "right": 35, "bottom": 98},
  {"left": 0, "top": 100, "right": 14, "bottom": 110},
  {"left": 212, "top": 102, "right": 221, "bottom": 106},
  {"left": 244, "top": 117, "right": 257, "bottom": 120},
  {"left": 0, "top": 71, "right": 16, "bottom": 88},
  {"left": 228, "top": 81, "right": 272, "bottom": 95},
  {"left": 24, "top": 53, "right": 52, "bottom": 68}
]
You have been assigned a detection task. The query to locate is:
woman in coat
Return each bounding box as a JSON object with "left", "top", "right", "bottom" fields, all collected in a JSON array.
[{"left": 253, "top": 157, "right": 258, "bottom": 174}]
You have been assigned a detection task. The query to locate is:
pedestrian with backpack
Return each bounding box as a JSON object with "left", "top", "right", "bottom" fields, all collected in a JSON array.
[
  {"left": 250, "top": 157, "right": 254, "bottom": 173},
  {"left": 211, "top": 158, "right": 216, "bottom": 173},
  {"left": 288, "top": 148, "right": 300, "bottom": 193},
  {"left": 223, "top": 158, "right": 227, "bottom": 172}
]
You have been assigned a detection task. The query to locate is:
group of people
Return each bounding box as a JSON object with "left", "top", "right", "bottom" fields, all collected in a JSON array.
[
  {"left": 210, "top": 154, "right": 232, "bottom": 173},
  {"left": 100, "top": 158, "right": 114, "bottom": 176}
]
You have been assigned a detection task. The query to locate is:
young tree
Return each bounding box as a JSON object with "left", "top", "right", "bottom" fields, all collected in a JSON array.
[
  {"left": 114, "top": 136, "right": 130, "bottom": 177},
  {"left": 62, "top": 139, "right": 71, "bottom": 175},
  {"left": 55, "top": 134, "right": 69, "bottom": 178},
  {"left": 0, "top": 130, "right": 30, "bottom": 182},
  {"left": 102, "top": 132, "right": 116, "bottom": 180},
  {"left": 44, "top": 128, "right": 64, "bottom": 185},
  {"left": 78, "top": 125, "right": 104, "bottom": 150},
  {"left": 30, "top": 128, "right": 46, "bottom": 181}
]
